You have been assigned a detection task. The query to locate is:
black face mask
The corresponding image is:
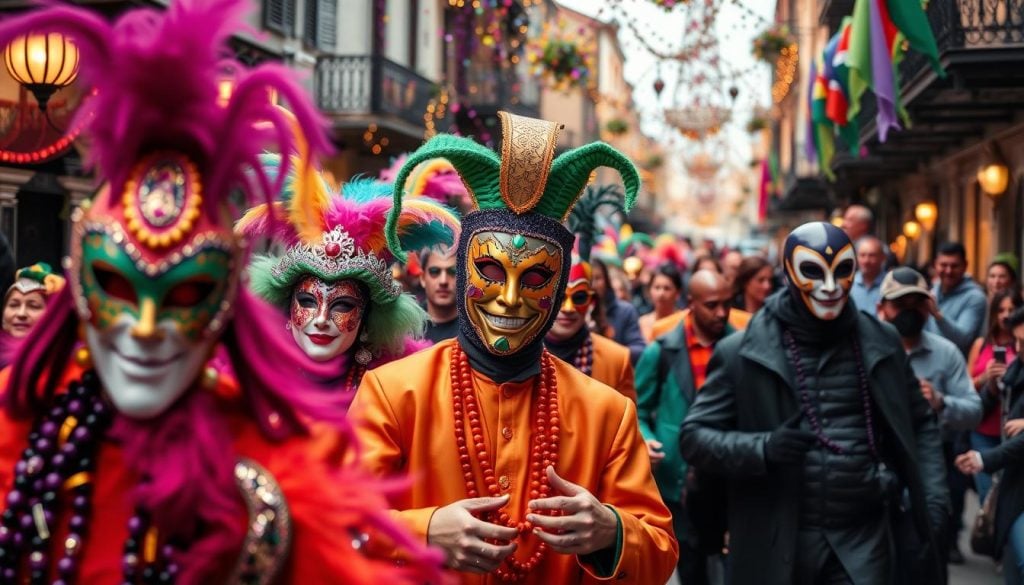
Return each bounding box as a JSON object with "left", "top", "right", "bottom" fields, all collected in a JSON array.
[{"left": 891, "top": 309, "right": 927, "bottom": 338}]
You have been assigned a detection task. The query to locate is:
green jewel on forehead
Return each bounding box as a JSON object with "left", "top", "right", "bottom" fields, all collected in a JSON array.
[
  {"left": 493, "top": 337, "right": 511, "bottom": 352},
  {"left": 512, "top": 234, "right": 526, "bottom": 249}
]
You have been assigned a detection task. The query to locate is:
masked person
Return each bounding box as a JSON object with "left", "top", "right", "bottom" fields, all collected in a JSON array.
[
  {"left": 877, "top": 267, "right": 981, "bottom": 570},
  {"left": 350, "top": 112, "right": 677, "bottom": 584},
  {"left": 680, "top": 222, "right": 949, "bottom": 585},
  {"left": 0, "top": 2, "right": 441, "bottom": 583},
  {"left": 238, "top": 156, "right": 458, "bottom": 392},
  {"left": 544, "top": 255, "right": 636, "bottom": 402}
]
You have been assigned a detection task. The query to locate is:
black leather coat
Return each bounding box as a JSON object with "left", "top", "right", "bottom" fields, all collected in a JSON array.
[{"left": 678, "top": 309, "right": 949, "bottom": 585}]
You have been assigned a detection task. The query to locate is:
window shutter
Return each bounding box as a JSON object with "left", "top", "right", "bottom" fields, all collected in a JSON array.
[
  {"left": 318, "top": 0, "right": 337, "bottom": 50},
  {"left": 305, "top": 0, "right": 337, "bottom": 50},
  {"left": 264, "top": 0, "right": 296, "bottom": 36}
]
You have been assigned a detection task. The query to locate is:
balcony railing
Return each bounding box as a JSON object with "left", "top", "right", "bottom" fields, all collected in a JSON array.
[
  {"left": 850, "top": 0, "right": 1023, "bottom": 146},
  {"left": 898, "top": 0, "right": 1024, "bottom": 90},
  {"left": 315, "top": 55, "right": 438, "bottom": 130}
]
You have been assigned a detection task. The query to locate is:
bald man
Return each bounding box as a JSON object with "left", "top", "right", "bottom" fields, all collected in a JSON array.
[
  {"left": 842, "top": 204, "right": 874, "bottom": 242},
  {"left": 635, "top": 270, "right": 736, "bottom": 583}
]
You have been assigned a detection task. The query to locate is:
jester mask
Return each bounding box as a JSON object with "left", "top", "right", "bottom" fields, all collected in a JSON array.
[
  {"left": 386, "top": 112, "right": 639, "bottom": 372},
  {"left": 782, "top": 222, "right": 857, "bottom": 321}
]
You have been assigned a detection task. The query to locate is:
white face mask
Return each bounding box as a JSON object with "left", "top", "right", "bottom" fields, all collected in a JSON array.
[
  {"left": 86, "top": 315, "right": 212, "bottom": 419},
  {"left": 288, "top": 277, "right": 366, "bottom": 363},
  {"left": 786, "top": 244, "right": 857, "bottom": 320}
]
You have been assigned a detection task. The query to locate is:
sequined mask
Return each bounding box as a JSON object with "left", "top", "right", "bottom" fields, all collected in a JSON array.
[
  {"left": 68, "top": 153, "right": 241, "bottom": 418},
  {"left": 288, "top": 276, "right": 366, "bottom": 362}
]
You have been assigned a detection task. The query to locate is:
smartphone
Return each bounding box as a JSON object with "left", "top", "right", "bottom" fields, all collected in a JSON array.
[{"left": 994, "top": 346, "right": 1007, "bottom": 364}]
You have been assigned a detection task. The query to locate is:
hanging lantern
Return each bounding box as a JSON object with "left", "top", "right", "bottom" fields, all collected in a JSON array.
[
  {"left": 729, "top": 86, "right": 739, "bottom": 101},
  {"left": 653, "top": 78, "right": 665, "bottom": 96},
  {"left": 3, "top": 33, "right": 80, "bottom": 113}
]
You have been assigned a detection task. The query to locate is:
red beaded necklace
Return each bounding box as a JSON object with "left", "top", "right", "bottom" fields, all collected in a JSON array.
[
  {"left": 450, "top": 346, "right": 561, "bottom": 581},
  {"left": 344, "top": 364, "right": 366, "bottom": 392}
]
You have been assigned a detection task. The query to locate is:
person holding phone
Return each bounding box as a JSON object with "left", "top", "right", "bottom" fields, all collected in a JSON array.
[{"left": 967, "top": 289, "right": 1024, "bottom": 503}]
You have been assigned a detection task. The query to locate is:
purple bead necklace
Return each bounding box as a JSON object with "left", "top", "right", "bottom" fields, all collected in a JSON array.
[
  {"left": 782, "top": 329, "right": 879, "bottom": 459},
  {"left": 0, "top": 370, "right": 179, "bottom": 584},
  {"left": 573, "top": 334, "right": 594, "bottom": 376}
]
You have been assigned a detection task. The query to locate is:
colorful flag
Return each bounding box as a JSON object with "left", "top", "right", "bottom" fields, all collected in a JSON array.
[
  {"left": 848, "top": 0, "right": 901, "bottom": 141},
  {"left": 887, "top": 0, "right": 944, "bottom": 75}
]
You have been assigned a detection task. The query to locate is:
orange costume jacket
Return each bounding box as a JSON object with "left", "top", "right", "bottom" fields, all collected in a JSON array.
[
  {"left": 350, "top": 339, "right": 677, "bottom": 584},
  {"left": 649, "top": 307, "right": 752, "bottom": 341},
  {"left": 589, "top": 333, "right": 637, "bottom": 403},
  {"left": 0, "top": 365, "right": 424, "bottom": 584}
]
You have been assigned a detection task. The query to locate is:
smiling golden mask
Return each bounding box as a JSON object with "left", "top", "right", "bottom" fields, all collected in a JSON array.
[{"left": 465, "top": 230, "right": 562, "bottom": 354}]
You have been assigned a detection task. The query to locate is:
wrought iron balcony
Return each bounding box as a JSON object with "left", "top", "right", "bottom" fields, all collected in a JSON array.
[
  {"left": 836, "top": 0, "right": 1024, "bottom": 185},
  {"left": 315, "top": 55, "right": 438, "bottom": 132},
  {"left": 899, "top": 0, "right": 1024, "bottom": 94}
]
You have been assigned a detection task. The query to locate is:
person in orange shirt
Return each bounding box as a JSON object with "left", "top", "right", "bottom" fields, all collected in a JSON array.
[
  {"left": 0, "top": 2, "right": 439, "bottom": 583},
  {"left": 350, "top": 112, "right": 677, "bottom": 584},
  {"left": 649, "top": 302, "right": 752, "bottom": 341},
  {"left": 544, "top": 255, "right": 636, "bottom": 402}
]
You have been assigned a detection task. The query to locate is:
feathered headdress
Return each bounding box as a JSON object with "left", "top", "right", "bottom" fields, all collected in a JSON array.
[
  {"left": 380, "top": 154, "right": 471, "bottom": 208},
  {"left": 237, "top": 154, "right": 459, "bottom": 354},
  {"left": 0, "top": 0, "right": 330, "bottom": 333}
]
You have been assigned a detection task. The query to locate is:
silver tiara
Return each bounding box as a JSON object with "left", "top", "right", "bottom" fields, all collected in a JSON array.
[{"left": 271, "top": 226, "right": 401, "bottom": 299}]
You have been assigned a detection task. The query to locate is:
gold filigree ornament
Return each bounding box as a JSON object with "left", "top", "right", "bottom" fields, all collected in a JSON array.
[
  {"left": 498, "top": 112, "right": 562, "bottom": 214},
  {"left": 122, "top": 152, "right": 204, "bottom": 250}
]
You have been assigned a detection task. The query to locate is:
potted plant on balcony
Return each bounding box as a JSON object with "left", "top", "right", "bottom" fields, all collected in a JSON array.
[
  {"left": 648, "top": 0, "right": 688, "bottom": 10},
  {"left": 605, "top": 118, "right": 629, "bottom": 136},
  {"left": 752, "top": 24, "right": 795, "bottom": 64},
  {"left": 745, "top": 115, "right": 768, "bottom": 134}
]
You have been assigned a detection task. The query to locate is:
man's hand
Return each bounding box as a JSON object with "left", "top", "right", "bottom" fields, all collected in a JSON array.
[
  {"left": 526, "top": 466, "right": 618, "bottom": 556},
  {"left": 919, "top": 379, "right": 944, "bottom": 412},
  {"left": 1005, "top": 418, "right": 1024, "bottom": 438},
  {"left": 427, "top": 495, "right": 519, "bottom": 573},
  {"left": 645, "top": 439, "right": 665, "bottom": 466},
  {"left": 764, "top": 414, "right": 817, "bottom": 465},
  {"left": 955, "top": 450, "right": 984, "bottom": 475},
  {"left": 926, "top": 297, "right": 941, "bottom": 320}
]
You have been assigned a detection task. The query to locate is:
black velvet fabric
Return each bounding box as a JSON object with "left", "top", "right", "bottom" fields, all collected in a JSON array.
[{"left": 544, "top": 325, "right": 589, "bottom": 365}]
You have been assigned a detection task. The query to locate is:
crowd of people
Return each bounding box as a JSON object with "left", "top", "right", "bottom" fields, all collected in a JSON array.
[{"left": 0, "top": 1, "right": 1020, "bottom": 585}]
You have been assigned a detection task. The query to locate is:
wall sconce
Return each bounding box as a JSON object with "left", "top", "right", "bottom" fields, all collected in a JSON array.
[
  {"left": 914, "top": 201, "right": 938, "bottom": 231},
  {"left": 903, "top": 220, "right": 922, "bottom": 240},
  {"left": 978, "top": 141, "right": 1010, "bottom": 199},
  {"left": 3, "top": 33, "right": 80, "bottom": 114}
]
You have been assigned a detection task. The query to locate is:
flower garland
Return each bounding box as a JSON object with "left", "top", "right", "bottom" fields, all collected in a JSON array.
[
  {"left": 527, "top": 20, "right": 596, "bottom": 92},
  {"left": 752, "top": 24, "right": 796, "bottom": 64}
]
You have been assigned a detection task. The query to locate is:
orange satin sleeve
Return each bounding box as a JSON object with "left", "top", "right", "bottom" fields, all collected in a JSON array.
[
  {"left": 348, "top": 370, "right": 439, "bottom": 543},
  {"left": 590, "top": 335, "right": 637, "bottom": 404},
  {"left": 577, "top": 398, "right": 678, "bottom": 582}
]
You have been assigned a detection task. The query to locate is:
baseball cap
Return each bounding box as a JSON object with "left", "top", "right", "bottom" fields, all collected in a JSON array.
[{"left": 880, "top": 267, "right": 933, "bottom": 300}]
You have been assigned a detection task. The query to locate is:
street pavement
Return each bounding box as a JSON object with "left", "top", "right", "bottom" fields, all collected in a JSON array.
[
  {"left": 951, "top": 491, "right": 1001, "bottom": 585},
  {"left": 664, "top": 490, "right": 1003, "bottom": 585}
]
